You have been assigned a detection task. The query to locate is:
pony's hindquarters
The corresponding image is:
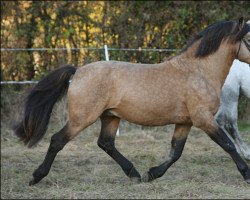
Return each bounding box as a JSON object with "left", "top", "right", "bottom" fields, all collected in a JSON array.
[{"left": 65, "top": 67, "right": 111, "bottom": 138}]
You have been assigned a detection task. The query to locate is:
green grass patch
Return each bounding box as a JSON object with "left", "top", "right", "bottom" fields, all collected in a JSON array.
[{"left": 238, "top": 121, "right": 250, "bottom": 132}]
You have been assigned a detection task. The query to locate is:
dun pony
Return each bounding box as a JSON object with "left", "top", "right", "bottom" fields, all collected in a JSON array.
[{"left": 14, "top": 18, "right": 250, "bottom": 185}]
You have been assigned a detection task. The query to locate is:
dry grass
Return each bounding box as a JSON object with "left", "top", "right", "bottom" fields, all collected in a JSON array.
[{"left": 1, "top": 89, "right": 250, "bottom": 199}]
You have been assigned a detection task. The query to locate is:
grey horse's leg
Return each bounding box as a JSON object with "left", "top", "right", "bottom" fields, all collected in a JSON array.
[
  {"left": 216, "top": 116, "right": 242, "bottom": 155},
  {"left": 215, "top": 107, "right": 250, "bottom": 160},
  {"left": 218, "top": 85, "right": 250, "bottom": 160},
  {"left": 227, "top": 122, "right": 250, "bottom": 160}
]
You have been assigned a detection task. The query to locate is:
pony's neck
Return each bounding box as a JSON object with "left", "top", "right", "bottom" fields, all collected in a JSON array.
[
  {"left": 204, "top": 42, "right": 236, "bottom": 88},
  {"left": 179, "top": 40, "right": 236, "bottom": 95}
]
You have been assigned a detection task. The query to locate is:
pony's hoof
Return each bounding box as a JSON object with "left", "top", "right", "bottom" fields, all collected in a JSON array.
[
  {"left": 29, "top": 176, "right": 41, "bottom": 186},
  {"left": 29, "top": 178, "right": 36, "bottom": 186},
  {"left": 130, "top": 177, "right": 141, "bottom": 183},
  {"left": 141, "top": 171, "right": 154, "bottom": 182},
  {"left": 244, "top": 168, "right": 250, "bottom": 183}
]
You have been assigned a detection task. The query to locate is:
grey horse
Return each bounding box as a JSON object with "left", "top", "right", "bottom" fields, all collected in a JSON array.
[{"left": 216, "top": 59, "right": 250, "bottom": 160}]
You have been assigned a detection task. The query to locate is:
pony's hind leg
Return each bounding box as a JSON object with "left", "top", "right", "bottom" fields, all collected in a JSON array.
[
  {"left": 97, "top": 114, "right": 141, "bottom": 182},
  {"left": 142, "top": 124, "right": 191, "bottom": 182},
  {"left": 29, "top": 122, "right": 80, "bottom": 185}
]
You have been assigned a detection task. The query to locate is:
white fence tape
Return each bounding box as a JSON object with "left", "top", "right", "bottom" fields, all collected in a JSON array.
[
  {"left": 1, "top": 81, "right": 38, "bottom": 84},
  {"left": 1, "top": 47, "right": 176, "bottom": 52}
]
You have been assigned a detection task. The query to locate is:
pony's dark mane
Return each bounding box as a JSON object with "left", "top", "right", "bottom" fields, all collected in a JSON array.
[{"left": 180, "top": 19, "right": 250, "bottom": 57}]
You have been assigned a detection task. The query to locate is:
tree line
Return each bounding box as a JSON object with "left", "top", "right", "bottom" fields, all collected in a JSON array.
[{"left": 1, "top": 1, "right": 249, "bottom": 81}]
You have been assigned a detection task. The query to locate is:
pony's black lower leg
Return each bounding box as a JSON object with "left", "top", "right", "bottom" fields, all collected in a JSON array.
[
  {"left": 142, "top": 124, "right": 191, "bottom": 182},
  {"left": 29, "top": 125, "right": 70, "bottom": 185},
  {"left": 98, "top": 136, "right": 141, "bottom": 180},
  {"left": 98, "top": 115, "right": 141, "bottom": 182},
  {"left": 208, "top": 127, "right": 250, "bottom": 183}
]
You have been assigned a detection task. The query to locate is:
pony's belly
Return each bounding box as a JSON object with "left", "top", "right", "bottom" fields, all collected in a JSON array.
[
  {"left": 124, "top": 116, "right": 192, "bottom": 126},
  {"left": 108, "top": 107, "right": 191, "bottom": 126}
]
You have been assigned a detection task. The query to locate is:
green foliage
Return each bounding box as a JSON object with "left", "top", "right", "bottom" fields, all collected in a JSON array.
[{"left": 1, "top": 1, "right": 250, "bottom": 81}]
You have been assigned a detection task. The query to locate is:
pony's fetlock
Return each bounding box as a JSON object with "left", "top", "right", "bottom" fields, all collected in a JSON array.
[
  {"left": 244, "top": 171, "right": 250, "bottom": 184},
  {"left": 241, "top": 167, "right": 250, "bottom": 182},
  {"left": 127, "top": 166, "right": 141, "bottom": 180},
  {"left": 141, "top": 171, "right": 154, "bottom": 182},
  {"left": 29, "top": 169, "right": 48, "bottom": 186}
]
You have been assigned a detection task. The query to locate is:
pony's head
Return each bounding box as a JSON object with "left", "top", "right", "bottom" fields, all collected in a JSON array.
[
  {"left": 236, "top": 18, "right": 250, "bottom": 64},
  {"left": 181, "top": 17, "right": 250, "bottom": 64}
]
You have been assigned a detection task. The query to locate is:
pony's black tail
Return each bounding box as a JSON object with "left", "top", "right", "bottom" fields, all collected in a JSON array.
[{"left": 13, "top": 65, "right": 76, "bottom": 148}]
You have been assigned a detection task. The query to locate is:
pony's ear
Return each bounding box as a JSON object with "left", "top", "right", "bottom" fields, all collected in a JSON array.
[{"left": 238, "top": 17, "right": 245, "bottom": 29}]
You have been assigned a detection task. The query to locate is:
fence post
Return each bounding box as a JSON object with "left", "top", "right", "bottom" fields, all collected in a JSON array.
[
  {"left": 104, "top": 44, "right": 109, "bottom": 61},
  {"left": 104, "top": 44, "right": 120, "bottom": 136}
]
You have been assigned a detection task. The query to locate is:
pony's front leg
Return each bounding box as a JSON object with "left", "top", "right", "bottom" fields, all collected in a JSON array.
[
  {"left": 197, "top": 114, "right": 250, "bottom": 183},
  {"left": 208, "top": 127, "right": 250, "bottom": 182},
  {"left": 97, "top": 115, "right": 141, "bottom": 182},
  {"left": 142, "top": 124, "right": 191, "bottom": 182}
]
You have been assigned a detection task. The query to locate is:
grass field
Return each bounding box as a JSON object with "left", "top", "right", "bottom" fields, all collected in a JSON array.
[{"left": 1, "top": 93, "right": 250, "bottom": 199}]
